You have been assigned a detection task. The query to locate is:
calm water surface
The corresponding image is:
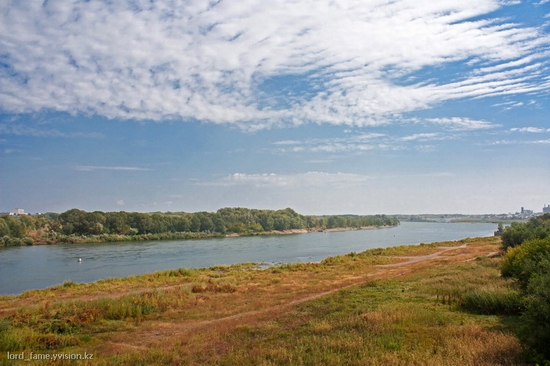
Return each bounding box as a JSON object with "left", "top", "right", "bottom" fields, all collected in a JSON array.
[{"left": 0, "top": 221, "right": 497, "bottom": 295}]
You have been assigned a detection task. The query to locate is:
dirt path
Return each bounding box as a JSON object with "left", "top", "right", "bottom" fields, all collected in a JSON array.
[
  {"left": 378, "top": 244, "right": 468, "bottom": 267},
  {"left": 103, "top": 242, "right": 496, "bottom": 352}
]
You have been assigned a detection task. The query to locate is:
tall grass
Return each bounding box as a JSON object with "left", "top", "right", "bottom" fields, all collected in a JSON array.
[
  {"left": 0, "top": 275, "right": 240, "bottom": 354},
  {"left": 461, "top": 289, "right": 524, "bottom": 315}
]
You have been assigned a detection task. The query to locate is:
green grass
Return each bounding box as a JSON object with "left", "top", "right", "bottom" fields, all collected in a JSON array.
[
  {"left": 207, "top": 263, "right": 522, "bottom": 365},
  {"left": 106, "top": 249, "right": 525, "bottom": 365}
]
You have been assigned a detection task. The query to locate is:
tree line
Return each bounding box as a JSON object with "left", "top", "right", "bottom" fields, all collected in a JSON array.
[{"left": 0, "top": 207, "right": 399, "bottom": 246}]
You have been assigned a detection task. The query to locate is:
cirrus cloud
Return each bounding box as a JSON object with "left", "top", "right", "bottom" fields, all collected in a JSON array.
[
  {"left": 510, "top": 127, "right": 550, "bottom": 133},
  {"left": 204, "top": 172, "right": 373, "bottom": 188},
  {"left": 0, "top": 0, "right": 549, "bottom": 129}
]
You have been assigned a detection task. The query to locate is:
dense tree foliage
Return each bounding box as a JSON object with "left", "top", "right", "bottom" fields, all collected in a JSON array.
[
  {"left": 501, "top": 213, "right": 550, "bottom": 249},
  {"left": 0, "top": 208, "right": 399, "bottom": 246},
  {"left": 501, "top": 215, "right": 550, "bottom": 362}
]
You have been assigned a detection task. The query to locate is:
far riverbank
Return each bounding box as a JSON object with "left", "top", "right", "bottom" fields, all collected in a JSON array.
[
  {"left": 1, "top": 208, "right": 399, "bottom": 247},
  {"left": 224, "top": 225, "right": 393, "bottom": 237}
]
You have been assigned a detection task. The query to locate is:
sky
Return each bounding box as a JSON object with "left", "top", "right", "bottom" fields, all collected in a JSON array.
[{"left": 1, "top": 0, "right": 549, "bottom": 215}]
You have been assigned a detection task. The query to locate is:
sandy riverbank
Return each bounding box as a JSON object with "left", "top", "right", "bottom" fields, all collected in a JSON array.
[{"left": 225, "top": 225, "right": 393, "bottom": 237}]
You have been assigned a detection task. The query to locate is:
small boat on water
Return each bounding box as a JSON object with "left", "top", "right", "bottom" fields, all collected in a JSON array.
[{"left": 77, "top": 258, "right": 83, "bottom": 262}]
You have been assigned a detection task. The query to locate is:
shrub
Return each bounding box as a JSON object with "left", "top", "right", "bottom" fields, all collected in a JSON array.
[
  {"left": 501, "top": 237, "right": 550, "bottom": 361},
  {"left": 520, "top": 263, "right": 550, "bottom": 359},
  {"left": 502, "top": 214, "right": 550, "bottom": 249},
  {"left": 501, "top": 237, "right": 550, "bottom": 290}
]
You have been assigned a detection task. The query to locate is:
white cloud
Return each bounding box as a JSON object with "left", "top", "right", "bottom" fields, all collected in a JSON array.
[
  {"left": 401, "top": 133, "right": 440, "bottom": 141},
  {"left": 206, "top": 172, "right": 373, "bottom": 188},
  {"left": 490, "top": 139, "right": 550, "bottom": 145},
  {"left": 272, "top": 140, "right": 302, "bottom": 146},
  {"left": 272, "top": 133, "right": 391, "bottom": 153},
  {"left": 271, "top": 128, "right": 463, "bottom": 154},
  {"left": 510, "top": 127, "right": 549, "bottom": 133},
  {"left": 426, "top": 117, "right": 498, "bottom": 130},
  {"left": 0, "top": 1, "right": 549, "bottom": 129}
]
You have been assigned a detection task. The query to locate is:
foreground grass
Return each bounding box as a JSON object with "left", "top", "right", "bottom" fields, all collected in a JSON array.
[{"left": 0, "top": 237, "right": 526, "bottom": 365}]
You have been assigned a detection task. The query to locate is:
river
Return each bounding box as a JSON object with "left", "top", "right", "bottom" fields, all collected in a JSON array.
[{"left": 0, "top": 221, "right": 497, "bottom": 295}]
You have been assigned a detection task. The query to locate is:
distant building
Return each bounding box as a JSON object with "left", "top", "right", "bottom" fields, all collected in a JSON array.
[
  {"left": 516, "top": 207, "right": 534, "bottom": 218},
  {"left": 11, "top": 208, "right": 26, "bottom": 216},
  {"left": 544, "top": 205, "right": 550, "bottom": 214}
]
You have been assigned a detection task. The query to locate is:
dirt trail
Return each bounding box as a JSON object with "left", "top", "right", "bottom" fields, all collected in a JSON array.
[
  {"left": 378, "top": 244, "right": 468, "bottom": 267},
  {"left": 104, "top": 242, "right": 496, "bottom": 351}
]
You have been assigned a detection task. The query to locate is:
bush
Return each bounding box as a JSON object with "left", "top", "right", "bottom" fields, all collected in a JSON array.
[
  {"left": 520, "top": 263, "right": 550, "bottom": 359},
  {"left": 502, "top": 214, "right": 550, "bottom": 249},
  {"left": 501, "top": 237, "right": 550, "bottom": 290},
  {"left": 501, "top": 236, "right": 550, "bottom": 361}
]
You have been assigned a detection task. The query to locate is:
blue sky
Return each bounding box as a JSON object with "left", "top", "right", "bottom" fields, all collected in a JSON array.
[{"left": 1, "top": 0, "right": 549, "bottom": 215}]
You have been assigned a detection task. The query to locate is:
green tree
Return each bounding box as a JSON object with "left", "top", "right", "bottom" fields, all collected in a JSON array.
[
  {"left": 105, "top": 211, "right": 129, "bottom": 234},
  {"left": 273, "top": 214, "right": 290, "bottom": 231},
  {"left": 0, "top": 218, "right": 10, "bottom": 237},
  {"left": 213, "top": 215, "right": 226, "bottom": 233},
  {"left": 196, "top": 212, "right": 214, "bottom": 232},
  {"left": 190, "top": 215, "right": 201, "bottom": 232},
  {"left": 502, "top": 214, "right": 550, "bottom": 249},
  {"left": 258, "top": 212, "right": 274, "bottom": 231},
  {"left": 58, "top": 209, "right": 87, "bottom": 235},
  {"left": 3, "top": 216, "right": 25, "bottom": 238},
  {"left": 249, "top": 223, "right": 264, "bottom": 233},
  {"left": 173, "top": 215, "right": 191, "bottom": 232}
]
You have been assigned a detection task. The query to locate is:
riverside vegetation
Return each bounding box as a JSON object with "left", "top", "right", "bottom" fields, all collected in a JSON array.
[
  {"left": 0, "top": 207, "right": 399, "bottom": 246},
  {"left": 499, "top": 213, "right": 550, "bottom": 364},
  {"left": 0, "top": 233, "right": 540, "bottom": 365}
]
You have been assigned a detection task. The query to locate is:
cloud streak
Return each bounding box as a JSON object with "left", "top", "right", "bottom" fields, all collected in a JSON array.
[
  {"left": 510, "top": 127, "right": 550, "bottom": 133},
  {"left": 204, "top": 172, "right": 373, "bottom": 188},
  {"left": 0, "top": 122, "right": 102, "bottom": 138},
  {"left": 269, "top": 118, "right": 496, "bottom": 154},
  {"left": 0, "top": 0, "right": 549, "bottom": 129}
]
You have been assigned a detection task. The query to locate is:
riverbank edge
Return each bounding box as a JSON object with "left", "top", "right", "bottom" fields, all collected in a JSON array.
[
  {"left": 2, "top": 224, "right": 399, "bottom": 247},
  {"left": 224, "top": 224, "right": 395, "bottom": 237}
]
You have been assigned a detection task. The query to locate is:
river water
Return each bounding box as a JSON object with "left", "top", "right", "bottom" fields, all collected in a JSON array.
[{"left": 0, "top": 221, "right": 497, "bottom": 295}]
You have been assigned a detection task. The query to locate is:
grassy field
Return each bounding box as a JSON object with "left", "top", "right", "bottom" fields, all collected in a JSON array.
[{"left": 0, "top": 236, "right": 527, "bottom": 365}]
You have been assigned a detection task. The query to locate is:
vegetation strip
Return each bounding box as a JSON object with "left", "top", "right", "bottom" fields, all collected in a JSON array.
[{"left": 1, "top": 207, "right": 398, "bottom": 246}]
